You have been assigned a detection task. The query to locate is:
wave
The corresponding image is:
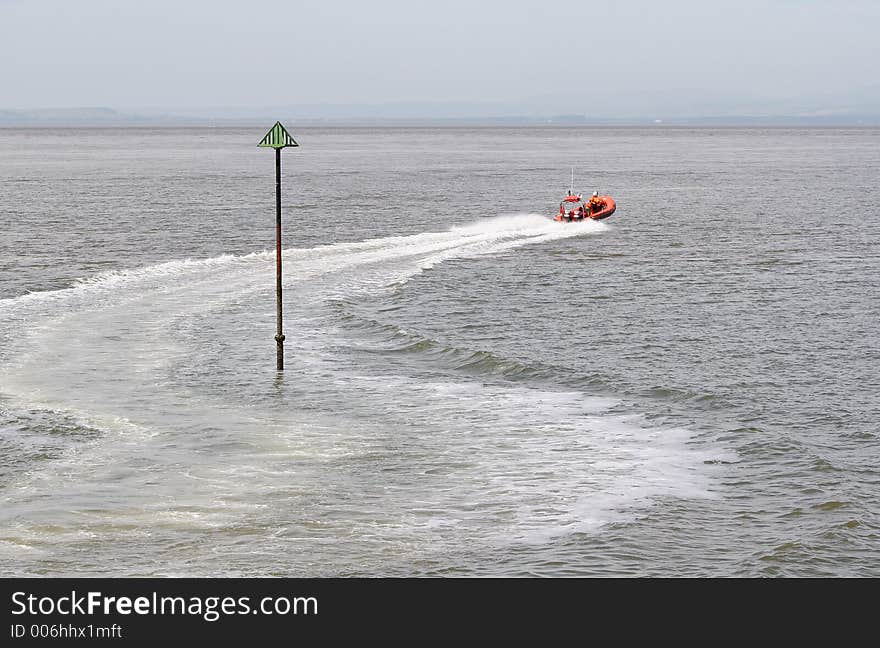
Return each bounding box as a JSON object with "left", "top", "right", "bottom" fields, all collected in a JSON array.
[{"left": 336, "top": 309, "right": 620, "bottom": 391}]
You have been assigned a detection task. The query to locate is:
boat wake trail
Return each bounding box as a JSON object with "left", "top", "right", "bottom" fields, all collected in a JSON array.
[
  {"left": 1, "top": 213, "right": 597, "bottom": 315},
  {"left": 0, "top": 214, "right": 729, "bottom": 575},
  {"left": 0, "top": 212, "right": 609, "bottom": 489},
  {"left": 0, "top": 212, "right": 600, "bottom": 383}
]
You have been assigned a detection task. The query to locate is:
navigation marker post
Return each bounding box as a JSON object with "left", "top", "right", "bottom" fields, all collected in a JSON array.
[{"left": 258, "top": 121, "right": 299, "bottom": 370}]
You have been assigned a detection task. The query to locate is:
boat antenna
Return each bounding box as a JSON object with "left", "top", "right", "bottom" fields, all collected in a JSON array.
[{"left": 570, "top": 167, "right": 574, "bottom": 195}]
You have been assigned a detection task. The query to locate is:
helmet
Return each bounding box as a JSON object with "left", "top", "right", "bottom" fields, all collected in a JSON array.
[{"left": 592, "top": 191, "right": 599, "bottom": 197}]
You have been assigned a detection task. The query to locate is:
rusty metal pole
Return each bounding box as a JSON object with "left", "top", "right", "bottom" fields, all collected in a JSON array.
[
  {"left": 274, "top": 147, "right": 285, "bottom": 370},
  {"left": 258, "top": 121, "right": 298, "bottom": 371}
]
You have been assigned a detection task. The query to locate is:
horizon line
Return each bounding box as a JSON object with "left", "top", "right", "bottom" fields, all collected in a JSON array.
[{"left": 2, "top": 106, "right": 880, "bottom": 128}]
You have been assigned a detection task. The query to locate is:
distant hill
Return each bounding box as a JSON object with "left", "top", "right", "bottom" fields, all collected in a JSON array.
[
  {"left": 0, "top": 107, "right": 128, "bottom": 125},
  {"left": 0, "top": 107, "right": 208, "bottom": 126}
]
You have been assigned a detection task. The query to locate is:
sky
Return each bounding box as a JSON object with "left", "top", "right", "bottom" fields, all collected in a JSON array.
[{"left": 2, "top": 0, "right": 879, "bottom": 118}]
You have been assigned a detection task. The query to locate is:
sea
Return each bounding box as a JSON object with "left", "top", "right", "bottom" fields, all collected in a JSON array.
[{"left": 0, "top": 125, "right": 877, "bottom": 577}]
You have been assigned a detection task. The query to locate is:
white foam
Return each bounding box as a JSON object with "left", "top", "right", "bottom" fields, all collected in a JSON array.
[
  {"left": 1, "top": 213, "right": 601, "bottom": 314},
  {"left": 0, "top": 213, "right": 733, "bottom": 572},
  {"left": 0, "top": 212, "right": 605, "bottom": 405}
]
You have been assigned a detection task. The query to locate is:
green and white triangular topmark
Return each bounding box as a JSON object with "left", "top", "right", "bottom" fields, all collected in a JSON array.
[{"left": 257, "top": 121, "right": 299, "bottom": 149}]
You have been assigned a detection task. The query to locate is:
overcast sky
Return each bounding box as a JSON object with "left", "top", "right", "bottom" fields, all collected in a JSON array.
[{"left": 2, "top": 0, "right": 879, "bottom": 117}]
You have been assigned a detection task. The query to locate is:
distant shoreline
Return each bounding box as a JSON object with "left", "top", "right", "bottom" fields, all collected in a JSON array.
[
  {"left": 2, "top": 118, "right": 880, "bottom": 128},
  {"left": 3, "top": 107, "right": 880, "bottom": 128}
]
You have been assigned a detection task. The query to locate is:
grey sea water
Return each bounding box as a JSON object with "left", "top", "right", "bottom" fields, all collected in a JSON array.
[{"left": 0, "top": 126, "right": 878, "bottom": 576}]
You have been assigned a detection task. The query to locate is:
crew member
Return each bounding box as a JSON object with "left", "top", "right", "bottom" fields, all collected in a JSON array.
[{"left": 588, "top": 191, "right": 603, "bottom": 213}]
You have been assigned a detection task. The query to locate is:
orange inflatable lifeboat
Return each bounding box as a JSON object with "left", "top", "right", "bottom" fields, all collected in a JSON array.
[
  {"left": 553, "top": 171, "right": 617, "bottom": 222},
  {"left": 554, "top": 194, "right": 616, "bottom": 222}
]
